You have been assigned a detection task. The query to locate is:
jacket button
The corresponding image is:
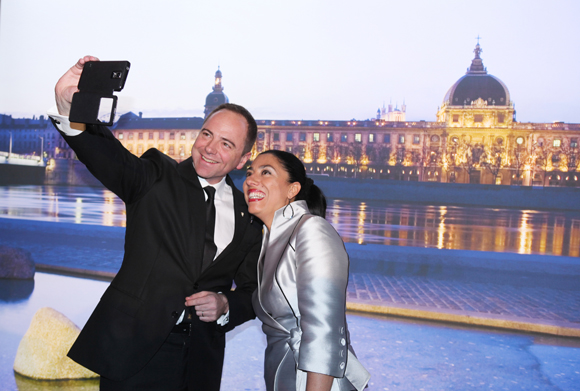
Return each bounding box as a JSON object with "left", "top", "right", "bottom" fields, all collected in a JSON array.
[
  {"left": 193, "top": 283, "right": 199, "bottom": 290},
  {"left": 171, "top": 311, "right": 179, "bottom": 318}
]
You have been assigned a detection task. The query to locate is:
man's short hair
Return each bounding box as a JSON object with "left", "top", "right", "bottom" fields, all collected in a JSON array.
[{"left": 204, "top": 103, "right": 257, "bottom": 154}]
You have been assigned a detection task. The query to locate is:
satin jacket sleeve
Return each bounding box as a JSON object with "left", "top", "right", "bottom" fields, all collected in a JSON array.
[{"left": 293, "top": 215, "right": 350, "bottom": 377}]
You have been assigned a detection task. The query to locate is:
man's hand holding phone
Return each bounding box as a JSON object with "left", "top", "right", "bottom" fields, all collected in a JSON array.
[
  {"left": 56, "top": 56, "right": 130, "bottom": 126},
  {"left": 55, "top": 56, "right": 100, "bottom": 117}
]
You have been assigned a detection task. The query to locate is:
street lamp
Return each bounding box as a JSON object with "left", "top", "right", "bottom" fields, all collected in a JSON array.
[{"left": 39, "top": 136, "right": 44, "bottom": 165}]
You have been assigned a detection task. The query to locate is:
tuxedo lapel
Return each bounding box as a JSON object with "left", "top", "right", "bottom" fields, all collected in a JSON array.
[{"left": 177, "top": 158, "right": 207, "bottom": 279}]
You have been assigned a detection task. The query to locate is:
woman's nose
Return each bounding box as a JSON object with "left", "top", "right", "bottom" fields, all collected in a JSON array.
[{"left": 245, "top": 173, "right": 258, "bottom": 185}]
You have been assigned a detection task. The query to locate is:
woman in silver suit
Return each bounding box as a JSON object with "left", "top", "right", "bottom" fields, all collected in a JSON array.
[{"left": 243, "top": 150, "right": 370, "bottom": 391}]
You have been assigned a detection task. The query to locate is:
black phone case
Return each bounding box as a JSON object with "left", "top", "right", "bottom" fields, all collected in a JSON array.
[{"left": 69, "top": 61, "right": 130, "bottom": 125}]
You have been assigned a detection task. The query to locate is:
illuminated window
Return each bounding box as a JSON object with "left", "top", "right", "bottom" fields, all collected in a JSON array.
[
  {"left": 516, "top": 137, "right": 524, "bottom": 145},
  {"left": 286, "top": 146, "right": 293, "bottom": 152},
  {"left": 341, "top": 133, "right": 348, "bottom": 142},
  {"left": 118, "top": 133, "right": 124, "bottom": 140},
  {"left": 313, "top": 133, "right": 320, "bottom": 142},
  {"left": 553, "top": 139, "right": 561, "bottom": 148},
  {"left": 413, "top": 135, "right": 420, "bottom": 144},
  {"left": 327, "top": 133, "right": 334, "bottom": 142},
  {"left": 180, "top": 133, "right": 186, "bottom": 140},
  {"left": 571, "top": 138, "right": 578, "bottom": 148},
  {"left": 355, "top": 133, "right": 362, "bottom": 143},
  {"left": 369, "top": 134, "right": 375, "bottom": 143},
  {"left": 430, "top": 135, "right": 440, "bottom": 142},
  {"left": 398, "top": 135, "right": 405, "bottom": 144}
]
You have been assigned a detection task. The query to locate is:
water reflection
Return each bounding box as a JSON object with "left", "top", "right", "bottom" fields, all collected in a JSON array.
[
  {"left": 1, "top": 185, "right": 579, "bottom": 257},
  {"left": 327, "top": 199, "right": 580, "bottom": 257},
  {"left": 0, "top": 186, "right": 125, "bottom": 228}
]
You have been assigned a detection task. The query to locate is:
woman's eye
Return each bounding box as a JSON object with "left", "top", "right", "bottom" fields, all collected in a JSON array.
[{"left": 245, "top": 171, "right": 253, "bottom": 177}]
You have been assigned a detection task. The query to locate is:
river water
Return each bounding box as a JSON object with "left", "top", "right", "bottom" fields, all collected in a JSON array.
[{"left": 1, "top": 185, "right": 579, "bottom": 257}]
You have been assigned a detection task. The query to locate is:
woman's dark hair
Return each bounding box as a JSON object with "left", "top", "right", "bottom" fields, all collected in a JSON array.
[{"left": 260, "top": 150, "right": 327, "bottom": 217}]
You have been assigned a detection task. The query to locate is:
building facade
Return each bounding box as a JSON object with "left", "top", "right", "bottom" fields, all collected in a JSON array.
[
  {"left": 3, "top": 45, "right": 579, "bottom": 187},
  {"left": 0, "top": 114, "right": 65, "bottom": 160}
]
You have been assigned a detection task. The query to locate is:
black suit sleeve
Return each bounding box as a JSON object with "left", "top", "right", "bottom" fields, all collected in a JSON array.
[
  {"left": 59, "top": 123, "right": 163, "bottom": 203},
  {"left": 221, "top": 230, "right": 261, "bottom": 332}
]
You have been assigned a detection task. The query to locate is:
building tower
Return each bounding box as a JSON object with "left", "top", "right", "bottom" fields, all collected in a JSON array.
[
  {"left": 437, "top": 42, "right": 514, "bottom": 127},
  {"left": 204, "top": 67, "right": 229, "bottom": 118}
]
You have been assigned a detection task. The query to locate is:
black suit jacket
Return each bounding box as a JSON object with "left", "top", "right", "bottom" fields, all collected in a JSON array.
[{"left": 60, "top": 123, "right": 261, "bottom": 389}]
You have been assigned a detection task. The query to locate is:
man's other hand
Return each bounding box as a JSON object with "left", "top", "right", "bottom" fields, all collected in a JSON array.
[
  {"left": 55, "top": 55, "right": 99, "bottom": 116},
  {"left": 185, "top": 291, "right": 229, "bottom": 322}
]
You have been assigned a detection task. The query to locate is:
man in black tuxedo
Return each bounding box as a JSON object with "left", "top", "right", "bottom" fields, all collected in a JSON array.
[{"left": 49, "top": 56, "right": 262, "bottom": 390}]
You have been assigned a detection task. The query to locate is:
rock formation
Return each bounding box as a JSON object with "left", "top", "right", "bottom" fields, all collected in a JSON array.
[
  {"left": 14, "top": 307, "right": 98, "bottom": 379},
  {"left": 0, "top": 246, "right": 35, "bottom": 279}
]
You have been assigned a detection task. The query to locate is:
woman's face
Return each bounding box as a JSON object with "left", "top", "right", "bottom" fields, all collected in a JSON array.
[{"left": 243, "top": 153, "right": 300, "bottom": 229}]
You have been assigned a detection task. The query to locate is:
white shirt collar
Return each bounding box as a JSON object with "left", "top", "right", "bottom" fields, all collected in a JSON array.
[{"left": 198, "top": 175, "right": 228, "bottom": 199}]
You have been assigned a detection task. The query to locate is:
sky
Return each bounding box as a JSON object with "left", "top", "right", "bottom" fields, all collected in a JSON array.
[{"left": 1, "top": 0, "right": 579, "bottom": 123}]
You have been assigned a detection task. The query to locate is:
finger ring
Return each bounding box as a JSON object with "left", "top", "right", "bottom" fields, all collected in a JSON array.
[{"left": 201, "top": 311, "right": 204, "bottom": 317}]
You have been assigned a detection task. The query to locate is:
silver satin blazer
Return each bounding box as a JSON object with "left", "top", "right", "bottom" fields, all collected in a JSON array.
[{"left": 252, "top": 201, "right": 370, "bottom": 391}]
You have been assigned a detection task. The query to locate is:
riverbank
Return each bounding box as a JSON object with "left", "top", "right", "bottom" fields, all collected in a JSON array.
[
  {"left": 29, "top": 159, "right": 580, "bottom": 211},
  {"left": 231, "top": 171, "right": 580, "bottom": 211},
  {"left": 2, "top": 218, "right": 579, "bottom": 337}
]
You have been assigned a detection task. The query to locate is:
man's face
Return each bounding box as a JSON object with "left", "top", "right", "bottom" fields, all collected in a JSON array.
[{"left": 191, "top": 110, "right": 251, "bottom": 184}]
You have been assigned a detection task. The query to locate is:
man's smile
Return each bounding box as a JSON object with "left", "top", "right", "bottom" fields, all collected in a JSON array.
[{"left": 201, "top": 155, "right": 218, "bottom": 164}]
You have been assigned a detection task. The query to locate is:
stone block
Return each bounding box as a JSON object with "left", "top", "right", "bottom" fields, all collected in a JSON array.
[
  {"left": 0, "top": 245, "right": 35, "bottom": 279},
  {"left": 13, "top": 307, "right": 99, "bottom": 380}
]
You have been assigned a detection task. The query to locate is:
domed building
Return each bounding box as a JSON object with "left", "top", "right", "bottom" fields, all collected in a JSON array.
[
  {"left": 436, "top": 42, "right": 515, "bottom": 128},
  {"left": 104, "top": 43, "right": 579, "bottom": 187},
  {"left": 204, "top": 67, "right": 229, "bottom": 118}
]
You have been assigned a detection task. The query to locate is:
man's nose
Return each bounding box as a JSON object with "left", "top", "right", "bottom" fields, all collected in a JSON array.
[{"left": 204, "top": 139, "right": 217, "bottom": 154}]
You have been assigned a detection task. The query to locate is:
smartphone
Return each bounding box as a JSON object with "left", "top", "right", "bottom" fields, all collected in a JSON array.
[{"left": 69, "top": 61, "right": 131, "bottom": 126}]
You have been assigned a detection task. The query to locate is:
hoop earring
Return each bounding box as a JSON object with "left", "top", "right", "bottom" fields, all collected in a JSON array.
[{"left": 282, "top": 203, "right": 294, "bottom": 219}]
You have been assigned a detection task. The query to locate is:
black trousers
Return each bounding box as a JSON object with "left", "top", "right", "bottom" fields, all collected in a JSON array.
[{"left": 100, "top": 331, "right": 191, "bottom": 391}]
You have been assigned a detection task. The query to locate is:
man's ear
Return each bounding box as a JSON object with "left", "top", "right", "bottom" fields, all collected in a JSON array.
[
  {"left": 236, "top": 152, "right": 252, "bottom": 170},
  {"left": 288, "top": 182, "right": 301, "bottom": 200}
]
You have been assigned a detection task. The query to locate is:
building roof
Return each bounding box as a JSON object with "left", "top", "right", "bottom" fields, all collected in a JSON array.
[
  {"left": 113, "top": 111, "right": 204, "bottom": 130},
  {"left": 443, "top": 43, "right": 511, "bottom": 107}
]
